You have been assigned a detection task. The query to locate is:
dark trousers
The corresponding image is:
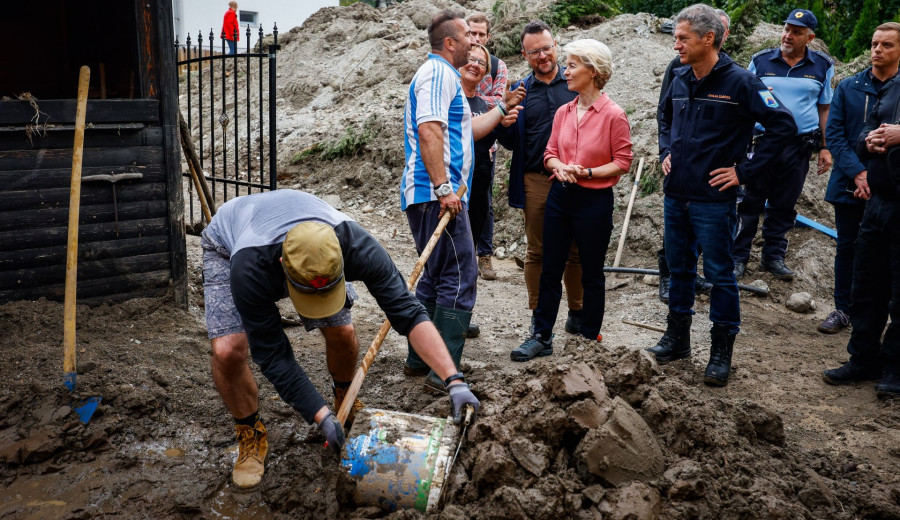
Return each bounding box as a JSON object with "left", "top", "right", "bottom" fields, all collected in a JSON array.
[
  {"left": 847, "top": 195, "right": 900, "bottom": 366},
  {"left": 468, "top": 160, "right": 495, "bottom": 257},
  {"left": 832, "top": 202, "right": 865, "bottom": 313},
  {"left": 733, "top": 137, "right": 810, "bottom": 263},
  {"left": 534, "top": 183, "right": 613, "bottom": 338},
  {"left": 406, "top": 201, "right": 477, "bottom": 311},
  {"left": 665, "top": 197, "right": 740, "bottom": 331}
]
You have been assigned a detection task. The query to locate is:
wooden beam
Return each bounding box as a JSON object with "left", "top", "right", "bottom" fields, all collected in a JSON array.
[{"left": 0, "top": 99, "right": 160, "bottom": 125}]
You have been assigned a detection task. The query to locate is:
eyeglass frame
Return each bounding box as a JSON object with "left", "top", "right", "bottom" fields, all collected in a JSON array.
[
  {"left": 467, "top": 56, "right": 487, "bottom": 68},
  {"left": 284, "top": 267, "right": 344, "bottom": 294},
  {"left": 523, "top": 42, "right": 556, "bottom": 57}
]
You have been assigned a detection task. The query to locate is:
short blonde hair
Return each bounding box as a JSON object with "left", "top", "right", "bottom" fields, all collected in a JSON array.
[
  {"left": 563, "top": 39, "right": 612, "bottom": 89},
  {"left": 471, "top": 44, "right": 491, "bottom": 77}
]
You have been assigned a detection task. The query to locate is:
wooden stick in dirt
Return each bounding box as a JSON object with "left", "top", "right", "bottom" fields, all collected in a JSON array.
[
  {"left": 613, "top": 157, "right": 645, "bottom": 268},
  {"left": 622, "top": 318, "right": 666, "bottom": 333},
  {"left": 337, "top": 185, "right": 467, "bottom": 425},
  {"left": 63, "top": 66, "right": 91, "bottom": 387},
  {"left": 178, "top": 110, "right": 216, "bottom": 219}
]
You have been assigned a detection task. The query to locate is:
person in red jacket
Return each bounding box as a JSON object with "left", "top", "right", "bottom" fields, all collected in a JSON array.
[{"left": 222, "top": 1, "right": 239, "bottom": 54}]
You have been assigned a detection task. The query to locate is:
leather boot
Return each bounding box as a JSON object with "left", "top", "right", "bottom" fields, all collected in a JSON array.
[
  {"left": 404, "top": 300, "right": 435, "bottom": 376},
  {"left": 424, "top": 306, "right": 472, "bottom": 394},
  {"left": 704, "top": 323, "right": 736, "bottom": 386},
  {"left": 657, "top": 249, "right": 670, "bottom": 303},
  {"left": 646, "top": 313, "right": 691, "bottom": 363}
]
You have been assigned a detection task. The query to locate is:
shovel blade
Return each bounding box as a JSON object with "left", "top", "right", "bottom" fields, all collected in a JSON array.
[{"left": 73, "top": 396, "right": 101, "bottom": 424}]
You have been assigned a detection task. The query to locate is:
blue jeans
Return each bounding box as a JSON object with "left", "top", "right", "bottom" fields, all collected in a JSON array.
[
  {"left": 534, "top": 183, "right": 613, "bottom": 338},
  {"left": 664, "top": 197, "right": 740, "bottom": 331},
  {"left": 227, "top": 40, "right": 237, "bottom": 55},
  {"left": 833, "top": 202, "right": 865, "bottom": 313}
]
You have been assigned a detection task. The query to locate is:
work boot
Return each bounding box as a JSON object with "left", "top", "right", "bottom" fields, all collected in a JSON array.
[
  {"left": 875, "top": 370, "right": 900, "bottom": 398},
  {"left": 760, "top": 258, "right": 794, "bottom": 281},
  {"left": 232, "top": 421, "right": 268, "bottom": 489},
  {"left": 424, "top": 306, "right": 472, "bottom": 394},
  {"left": 822, "top": 360, "right": 882, "bottom": 385},
  {"left": 564, "top": 309, "right": 582, "bottom": 334},
  {"left": 404, "top": 300, "right": 436, "bottom": 376},
  {"left": 733, "top": 262, "right": 747, "bottom": 280},
  {"left": 464, "top": 322, "right": 481, "bottom": 339},
  {"left": 646, "top": 313, "right": 691, "bottom": 363},
  {"left": 704, "top": 323, "right": 736, "bottom": 386},
  {"left": 818, "top": 310, "right": 850, "bottom": 334},
  {"left": 510, "top": 332, "right": 553, "bottom": 362},
  {"left": 478, "top": 255, "right": 497, "bottom": 280},
  {"left": 658, "top": 249, "right": 670, "bottom": 303},
  {"left": 333, "top": 381, "right": 364, "bottom": 426}
]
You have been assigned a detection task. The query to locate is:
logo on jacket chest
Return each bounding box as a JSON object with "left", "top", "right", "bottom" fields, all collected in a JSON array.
[{"left": 707, "top": 93, "right": 732, "bottom": 100}]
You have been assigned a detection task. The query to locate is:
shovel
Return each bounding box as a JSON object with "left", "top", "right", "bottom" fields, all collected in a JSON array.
[
  {"left": 336, "top": 187, "right": 470, "bottom": 513},
  {"left": 63, "top": 65, "right": 101, "bottom": 424}
]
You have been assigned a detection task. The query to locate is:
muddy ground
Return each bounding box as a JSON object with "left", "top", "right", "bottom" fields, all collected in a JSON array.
[{"left": 3, "top": 0, "right": 900, "bottom": 518}]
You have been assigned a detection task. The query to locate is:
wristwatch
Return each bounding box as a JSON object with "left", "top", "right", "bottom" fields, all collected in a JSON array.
[{"left": 434, "top": 182, "right": 453, "bottom": 198}]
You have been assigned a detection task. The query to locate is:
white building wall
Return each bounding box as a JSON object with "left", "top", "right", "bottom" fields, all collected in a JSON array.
[{"left": 174, "top": 0, "right": 337, "bottom": 47}]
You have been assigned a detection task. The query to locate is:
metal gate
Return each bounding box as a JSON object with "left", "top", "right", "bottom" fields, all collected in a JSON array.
[{"left": 175, "top": 25, "right": 280, "bottom": 228}]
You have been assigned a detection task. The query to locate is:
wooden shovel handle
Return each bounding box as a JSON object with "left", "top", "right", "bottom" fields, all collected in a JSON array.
[
  {"left": 63, "top": 66, "right": 91, "bottom": 377},
  {"left": 336, "top": 185, "right": 467, "bottom": 425},
  {"left": 613, "top": 157, "right": 644, "bottom": 268}
]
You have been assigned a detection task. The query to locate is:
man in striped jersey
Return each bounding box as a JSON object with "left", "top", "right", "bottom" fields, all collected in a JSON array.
[{"left": 400, "top": 9, "right": 519, "bottom": 392}]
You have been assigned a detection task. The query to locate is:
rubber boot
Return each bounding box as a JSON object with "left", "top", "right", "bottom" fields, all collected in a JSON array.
[
  {"left": 646, "top": 313, "right": 691, "bottom": 363},
  {"left": 704, "top": 323, "right": 736, "bottom": 386},
  {"left": 404, "top": 300, "right": 435, "bottom": 376},
  {"left": 657, "top": 249, "right": 670, "bottom": 303},
  {"left": 424, "top": 305, "right": 472, "bottom": 394}
]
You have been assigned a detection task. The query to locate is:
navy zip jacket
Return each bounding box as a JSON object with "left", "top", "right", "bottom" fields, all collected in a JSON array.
[
  {"left": 658, "top": 53, "right": 797, "bottom": 202},
  {"left": 857, "top": 76, "right": 900, "bottom": 200},
  {"left": 825, "top": 67, "right": 886, "bottom": 205}
]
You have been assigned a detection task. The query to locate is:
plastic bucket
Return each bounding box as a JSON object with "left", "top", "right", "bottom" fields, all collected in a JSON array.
[{"left": 338, "top": 408, "right": 459, "bottom": 512}]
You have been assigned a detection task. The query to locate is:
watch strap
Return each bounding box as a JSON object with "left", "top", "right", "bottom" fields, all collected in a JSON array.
[{"left": 443, "top": 372, "right": 465, "bottom": 386}]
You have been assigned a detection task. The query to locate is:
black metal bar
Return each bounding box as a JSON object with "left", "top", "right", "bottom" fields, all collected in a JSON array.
[
  {"left": 177, "top": 35, "right": 195, "bottom": 226},
  {"left": 601, "top": 267, "right": 769, "bottom": 296},
  {"left": 221, "top": 32, "right": 228, "bottom": 202},
  {"left": 209, "top": 29, "right": 216, "bottom": 205},
  {"left": 246, "top": 24, "right": 252, "bottom": 193},
  {"left": 268, "top": 24, "right": 279, "bottom": 190},
  {"left": 197, "top": 31, "right": 204, "bottom": 170},
  {"left": 258, "top": 24, "right": 265, "bottom": 191},
  {"left": 233, "top": 27, "right": 239, "bottom": 199}
]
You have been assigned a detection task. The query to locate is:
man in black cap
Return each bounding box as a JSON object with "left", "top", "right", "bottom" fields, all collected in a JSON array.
[
  {"left": 732, "top": 8, "right": 835, "bottom": 281},
  {"left": 201, "top": 190, "right": 480, "bottom": 489}
]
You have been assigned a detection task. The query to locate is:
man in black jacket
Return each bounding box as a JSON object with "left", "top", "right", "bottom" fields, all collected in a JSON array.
[
  {"left": 823, "top": 22, "right": 900, "bottom": 397},
  {"left": 651, "top": 3, "right": 796, "bottom": 386}
]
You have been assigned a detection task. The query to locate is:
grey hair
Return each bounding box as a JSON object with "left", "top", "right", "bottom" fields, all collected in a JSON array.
[
  {"left": 675, "top": 4, "right": 725, "bottom": 49},
  {"left": 563, "top": 39, "right": 613, "bottom": 89},
  {"left": 713, "top": 9, "right": 730, "bottom": 30}
]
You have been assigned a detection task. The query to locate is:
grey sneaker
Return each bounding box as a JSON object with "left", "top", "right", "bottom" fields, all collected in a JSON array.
[
  {"left": 510, "top": 333, "right": 553, "bottom": 362},
  {"left": 817, "top": 309, "right": 849, "bottom": 334},
  {"left": 733, "top": 262, "right": 746, "bottom": 280}
]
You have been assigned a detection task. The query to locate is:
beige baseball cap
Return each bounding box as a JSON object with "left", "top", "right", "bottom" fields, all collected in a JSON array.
[{"left": 282, "top": 221, "right": 346, "bottom": 319}]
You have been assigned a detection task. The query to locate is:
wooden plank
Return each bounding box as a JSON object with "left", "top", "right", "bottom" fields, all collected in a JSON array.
[
  {"left": 0, "top": 127, "right": 163, "bottom": 151},
  {"left": 0, "top": 201, "right": 166, "bottom": 233},
  {"left": 0, "top": 213, "right": 167, "bottom": 245},
  {"left": 0, "top": 100, "right": 159, "bottom": 125},
  {"left": 0, "top": 182, "right": 167, "bottom": 212},
  {"left": 0, "top": 146, "right": 164, "bottom": 171},
  {"left": 0, "top": 252, "right": 171, "bottom": 287},
  {"left": 0, "top": 164, "right": 162, "bottom": 190},
  {"left": 0, "top": 236, "right": 169, "bottom": 270},
  {"left": 0, "top": 269, "right": 172, "bottom": 303}
]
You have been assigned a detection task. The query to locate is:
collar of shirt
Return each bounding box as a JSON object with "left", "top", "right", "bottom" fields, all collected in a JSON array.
[
  {"left": 569, "top": 92, "right": 610, "bottom": 114},
  {"left": 427, "top": 53, "right": 461, "bottom": 78}
]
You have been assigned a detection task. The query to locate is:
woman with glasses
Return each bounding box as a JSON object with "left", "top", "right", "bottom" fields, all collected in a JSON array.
[{"left": 513, "top": 39, "right": 633, "bottom": 358}]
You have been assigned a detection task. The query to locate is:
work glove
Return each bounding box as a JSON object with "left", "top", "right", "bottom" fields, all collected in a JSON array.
[
  {"left": 448, "top": 383, "right": 480, "bottom": 425},
  {"left": 317, "top": 410, "right": 344, "bottom": 455}
]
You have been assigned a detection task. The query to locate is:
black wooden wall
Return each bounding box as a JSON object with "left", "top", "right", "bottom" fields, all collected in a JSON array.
[{"left": 0, "top": 0, "right": 186, "bottom": 307}]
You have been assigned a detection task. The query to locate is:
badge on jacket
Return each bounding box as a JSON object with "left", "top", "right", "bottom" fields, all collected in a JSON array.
[{"left": 758, "top": 90, "right": 779, "bottom": 108}]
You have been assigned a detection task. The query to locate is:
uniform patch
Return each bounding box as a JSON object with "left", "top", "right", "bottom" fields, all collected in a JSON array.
[{"left": 758, "top": 90, "right": 779, "bottom": 108}]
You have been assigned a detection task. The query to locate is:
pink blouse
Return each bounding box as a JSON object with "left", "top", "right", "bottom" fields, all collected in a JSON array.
[{"left": 544, "top": 92, "right": 633, "bottom": 189}]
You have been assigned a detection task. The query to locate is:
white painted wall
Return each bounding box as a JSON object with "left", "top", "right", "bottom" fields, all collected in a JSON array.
[{"left": 174, "top": 0, "right": 337, "bottom": 47}]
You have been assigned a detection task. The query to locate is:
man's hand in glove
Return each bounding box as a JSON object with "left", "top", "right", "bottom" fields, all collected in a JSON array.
[
  {"left": 448, "top": 382, "right": 480, "bottom": 425},
  {"left": 317, "top": 410, "right": 344, "bottom": 454}
]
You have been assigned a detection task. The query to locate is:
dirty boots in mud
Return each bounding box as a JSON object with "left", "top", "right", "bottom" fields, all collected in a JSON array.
[
  {"left": 424, "top": 306, "right": 471, "bottom": 394},
  {"left": 704, "top": 323, "right": 736, "bottom": 386},
  {"left": 232, "top": 420, "right": 268, "bottom": 489},
  {"left": 333, "top": 381, "right": 364, "bottom": 425},
  {"left": 404, "top": 300, "right": 436, "bottom": 376},
  {"left": 646, "top": 313, "right": 691, "bottom": 363}
]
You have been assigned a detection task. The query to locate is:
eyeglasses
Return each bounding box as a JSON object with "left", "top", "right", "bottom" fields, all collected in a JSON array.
[
  {"left": 285, "top": 268, "right": 344, "bottom": 294},
  {"left": 524, "top": 43, "right": 555, "bottom": 57},
  {"left": 468, "top": 56, "right": 487, "bottom": 68}
]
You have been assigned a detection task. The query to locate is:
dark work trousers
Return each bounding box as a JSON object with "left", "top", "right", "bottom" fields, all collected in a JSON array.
[
  {"left": 534, "top": 183, "right": 613, "bottom": 339},
  {"left": 733, "top": 137, "right": 811, "bottom": 264},
  {"left": 406, "top": 200, "right": 477, "bottom": 311},
  {"left": 468, "top": 158, "right": 495, "bottom": 257},
  {"left": 846, "top": 195, "right": 900, "bottom": 367},
  {"left": 832, "top": 202, "right": 865, "bottom": 313}
]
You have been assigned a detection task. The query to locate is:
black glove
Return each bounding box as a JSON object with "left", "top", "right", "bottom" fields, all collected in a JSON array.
[
  {"left": 448, "top": 383, "right": 480, "bottom": 425},
  {"left": 317, "top": 410, "right": 344, "bottom": 454}
]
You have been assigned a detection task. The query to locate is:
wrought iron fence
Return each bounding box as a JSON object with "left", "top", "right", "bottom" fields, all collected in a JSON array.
[{"left": 175, "top": 25, "right": 280, "bottom": 229}]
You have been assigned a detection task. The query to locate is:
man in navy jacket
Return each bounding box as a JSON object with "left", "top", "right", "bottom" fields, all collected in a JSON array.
[
  {"left": 819, "top": 29, "right": 900, "bottom": 334},
  {"left": 651, "top": 4, "right": 796, "bottom": 386}
]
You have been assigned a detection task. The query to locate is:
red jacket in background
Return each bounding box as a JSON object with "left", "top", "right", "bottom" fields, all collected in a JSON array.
[{"left": 222, "top": 8, "right": 239, "bottom": 41}]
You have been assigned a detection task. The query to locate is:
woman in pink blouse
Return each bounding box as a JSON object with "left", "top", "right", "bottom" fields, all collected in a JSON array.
[{"left": 511, "top": 39, "right": 633, "bottom": 360}]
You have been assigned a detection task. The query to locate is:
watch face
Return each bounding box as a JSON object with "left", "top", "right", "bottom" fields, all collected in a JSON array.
[{"left": 436, "top": 184, "right": 452, "bottom": 197}]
